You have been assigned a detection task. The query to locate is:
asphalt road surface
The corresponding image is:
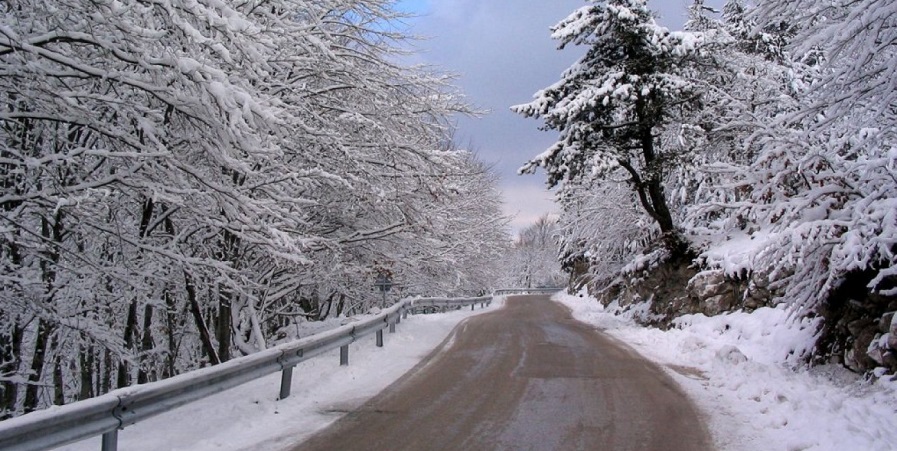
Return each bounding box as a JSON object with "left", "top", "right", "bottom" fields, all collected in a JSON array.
[{"left": 293, "top": 295, "right": 711, "bottom": 451}]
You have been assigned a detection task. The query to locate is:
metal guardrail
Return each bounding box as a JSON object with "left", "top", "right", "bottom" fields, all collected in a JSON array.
[
  {"left": 0, "top": 295, "right": 491, "bottom": 451},
  {"left": 492, "top": 287, "right": 564, "bottom": 296}
]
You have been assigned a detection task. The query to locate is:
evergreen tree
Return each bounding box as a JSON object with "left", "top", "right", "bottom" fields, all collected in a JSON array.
[{"left": 513, "top": 0, "right": 706, "bottom": 254}]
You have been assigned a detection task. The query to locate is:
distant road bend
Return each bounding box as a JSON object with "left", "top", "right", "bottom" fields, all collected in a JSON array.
[{"left": 293, "top": 295, "right": 711, "bottom": 451}]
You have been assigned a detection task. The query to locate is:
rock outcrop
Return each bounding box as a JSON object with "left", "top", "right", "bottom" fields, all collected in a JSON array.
[
  {"left": 595, "top": 259, "right": 778, "bottom": 327},
  {"left": 589, "top": 255, "right": 897, "bottom": 376}
]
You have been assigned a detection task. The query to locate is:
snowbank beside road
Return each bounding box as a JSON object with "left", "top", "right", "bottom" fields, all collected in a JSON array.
[
  {"left": 60, "top": 299, "right": 502, "bottom": 451},
  {"left": 554, "top": 291, "right": 897, "bottom": 451}
]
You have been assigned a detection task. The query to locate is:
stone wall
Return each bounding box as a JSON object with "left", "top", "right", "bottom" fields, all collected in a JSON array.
[
  {"left": 815, "top": 270, "right": 897, "bottom": 374},
  {"left": 588, "top": 257, "right": 897, "bottom": 376},
  {"left": 594, "top": 258, "right": 777, "bottom": 327}
]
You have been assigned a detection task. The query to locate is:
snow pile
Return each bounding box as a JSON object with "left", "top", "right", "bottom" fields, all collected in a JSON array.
[
  {"left": 59, "top": 300, "right": 502, "bottom": 451},
  {"left": 696, "top": 230, "right": 776, "bottom": 278},
  {"left": 554, "top": 290, "right": 897, "bottom": 451}
]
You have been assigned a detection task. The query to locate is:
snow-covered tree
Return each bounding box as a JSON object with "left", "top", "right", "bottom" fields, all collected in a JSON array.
[
  {"left": 502, "top": 216, "right": 565, "bottom": 289},
  {"left": 689, "top": 0, "right": 897, "bottom": 308},
  {"left": 513, "top": 0, "right": 707, "bottom": 254},
  {"left": 0, "top": 0, "right": 508, "bottom": 417},
  {"left": 672, "top": 0, "right": 807, "bottom": 236},
  {"left": 556, "top": 173, "right": 651, "bottom": 288}
]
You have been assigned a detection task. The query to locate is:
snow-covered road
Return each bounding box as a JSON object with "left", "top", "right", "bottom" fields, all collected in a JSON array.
[{"left": 295, "top": 295, "right": 709, "bottom": 451}]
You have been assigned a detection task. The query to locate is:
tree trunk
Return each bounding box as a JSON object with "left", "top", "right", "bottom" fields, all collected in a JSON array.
[
  {"left": 163, "top": 290, "right": 179, "bottom": 379},
  {"left": 53, "top": 356, "right": 64, "bottom": 406},
  {"left": 101, "top": 349, "right": 112, "bottom": 395},
  {"left": 637, "top": 113, "right": 675, "bottom": 235},
  {"left": 0, "top": 323, "right": 24, "bottom": 419},
  {"left": 633, "top": 95, "right": 684, "bottom": 257},
  {"left": 137, "top": 303, "right": 154, "bottom": 384},
  {"left": 216, "top": 288, "right": 232, "bottom": 362},
  {"left": 23, "top": 319, "right": 50, "bottom": 413},
  {"left": 185, "top": 271, "right": 221, "bottom": 366},
  {"left": 79, "top": 345, "right": 94, "bottom": 401},
  {"left": 26, "top": 209, "right": 64, "bottom": 411},
  {"left": 214, "top": 228, "right": 240, "bottom": 362},
  {"left": 118, "top": 300, "right": 138, "bottom": 388}
]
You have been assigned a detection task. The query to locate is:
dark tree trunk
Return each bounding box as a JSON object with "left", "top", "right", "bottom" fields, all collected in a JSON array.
[
  {"left": 118, "top": 300, "right": 138, "bottom": 388},
  {"left": 132, "top": 197, "right": 156, "bottom": 385},
  {"left": 137, "top": 304, "right": 154, "bottom": 384},
  {"left": 214, "top": 228, "right": 240, "bottom": 362},
  {"left": 25, "top": 208, "right": 64, "bottom": 411},
  {"left": 79, "top": 345, "right": 94, "bottom": 401},
  {"left": 162, "top": 216, "right": 181, "bottom": 378},
  {"left": 23, "top": 319, "right": 50, "bottom": 413},
  {"left": 0, "top": 323, "right": 24, "bottom": 419},
  {"left": 185, "top": 271, "right": 221, "bottom": 366},
  {"left": 53, "top": 357, "right": 64, "bottom": 406},
  {"left": 636, "top": 102, "right": 675, "bottom": 235},
  {"left": 216, "top": 289, "right": 232, "bottom": 363},
  {"left": 630, "top": 94, "right": 686, "bottom": 257},
  {"left": 163, "top": 290, "right": 179, "bottom": 379},
  {"left": 101, "top": 349, "right": 112, "bottom": 395}
]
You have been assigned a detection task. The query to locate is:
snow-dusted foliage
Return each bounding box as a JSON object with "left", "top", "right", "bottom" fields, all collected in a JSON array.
[
  {"left": 556, "top": 172, "right": 654, "bottom": 286},
  {"left": 501, "top": 215, "right": 566, "bottom": 289},
  {"left": 685, "top": 0, "right": 897, "bottom": 308},
  {"left": 513, "top": 0, "right": 706, "bottom": 251},
  {"left": 0, "top": 0, "right": 507, "bottom": 417},
  {"left": 523, "top": 0, "right": 896, "bottom": 323}
]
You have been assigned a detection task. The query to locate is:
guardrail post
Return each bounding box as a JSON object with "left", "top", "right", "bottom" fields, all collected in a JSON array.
[
  {"left": 376, "top": 329, "right": 384, "bottom": 347},
  {"left": 471, "top": 303, "right": 474, "bottom": 311},
  {"left": 389, "top": 321, "right": 396, "bottom": 333},
  {"left": 102, "top": 430, "right": 118, "bottom": 451},
  {"left": 340, "top": 345, "right": 349, "bottom": 366},
  {"left": 279, "top": 366, "right": 293, "bottom": 400}
]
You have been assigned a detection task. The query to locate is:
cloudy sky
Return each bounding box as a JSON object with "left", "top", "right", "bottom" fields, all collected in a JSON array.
[{"left": 393, "top": 0, "right": 724, "bottom": 233}]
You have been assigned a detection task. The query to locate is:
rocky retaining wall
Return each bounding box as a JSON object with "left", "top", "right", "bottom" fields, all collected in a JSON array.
[{"left": 591, "top": 258, "right": 897, "bottom": 376}]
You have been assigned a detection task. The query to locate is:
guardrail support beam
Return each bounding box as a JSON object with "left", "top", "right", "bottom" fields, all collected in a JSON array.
[
  {"left": 279, "top": 366, "right": 293, "bottom": 400},
  {"left": 340, "top": 345, "right": 349, "bottom": 366},
  {"left": 102, "top": 430, "right": 118, "bottom": 451},
  {"left": 376, "top": 329, "right": 384, "bottom": 347}
]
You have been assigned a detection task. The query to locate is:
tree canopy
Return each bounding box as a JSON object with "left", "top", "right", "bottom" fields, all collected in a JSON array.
[
  {"left": 513, "top": 0, "right": 707, "bottom": 252},
  {"left": 0, "top": 0, "right": 508, "bottom": 417}
]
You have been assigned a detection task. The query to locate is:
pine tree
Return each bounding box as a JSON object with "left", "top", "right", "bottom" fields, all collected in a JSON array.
[{"left": 513, "top": 0, "right": 706, "bottom": 255}]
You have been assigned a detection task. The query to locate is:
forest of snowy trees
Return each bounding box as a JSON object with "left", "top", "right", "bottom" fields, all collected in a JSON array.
[
  {"left": 517, "top": 0, "right": 897, "bottom": 374},
  {"left": 0, "top": 0, "right": 510, "bottom": 417},
  {"left": 500, "top": 215, "right": 566, "bottom": 289}
]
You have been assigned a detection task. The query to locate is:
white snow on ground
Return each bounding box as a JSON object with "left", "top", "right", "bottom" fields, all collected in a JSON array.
[
  {"left": 56, "top": 292, "right": 897, "bottom": 451},
  {"left": 553, "top": 290, "right": 897, "bottom": 451},
  {"left": 59, "top": 299, "right": 504, "bottom": 451}
]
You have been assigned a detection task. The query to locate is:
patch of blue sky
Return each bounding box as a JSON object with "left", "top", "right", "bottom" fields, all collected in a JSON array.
[{"left": 394, "top": 0, "right": 429, "bottom": 14}]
